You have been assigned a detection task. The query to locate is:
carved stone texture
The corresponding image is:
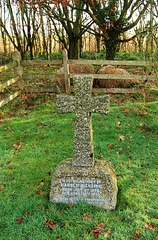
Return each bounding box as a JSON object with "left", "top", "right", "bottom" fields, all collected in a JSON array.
[
  {"left": 50, "top": 159, "right": 118, "bottom": 210},
  {"left": 56, "top": 75, "right": 109, "bottom": 167}
]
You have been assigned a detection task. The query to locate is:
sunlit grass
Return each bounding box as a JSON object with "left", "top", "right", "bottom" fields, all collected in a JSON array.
[{"left": 0, "top": 98, "right": 157, "bottom": 240}]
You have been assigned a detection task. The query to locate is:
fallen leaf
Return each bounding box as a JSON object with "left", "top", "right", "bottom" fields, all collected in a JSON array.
[
  {"left": 13, "top": 144, "right": 21, "bottom": 150},
  {"left": 133, "top": 186, "right": 137, "bottom": 188},
  {"left": 152, "top": 216, "right": 158, "bottom": 219},
  {"left": 135, "top": 231, "right": 140, "bottom": 237},
  {"left": 0, "top": 186, "right": 4, "bottom": 190},
  {"left": 66, "top": 221, "right": 69, "bottom": 227},
  {"left": 52, "top": 224, "right": 58, "bottom": 229},
  {"left": 104, "top": 228, "right": 111, "bottom": 237},
  {"left": 47, "top": 210, "right": 51, "bottom": 213},
  {"left": 131, "top": 237, "right": 138, "bottom": 240},
  {"left": 36, "top": 190, "right": 44, "bottom": 194},
  {"left": 145, "top": 223, "right": 156, "bottom": 231},
  {"left": 120, "top": 217, "right": 125, "bottom": 222},
  {"left": 43, "top": 218, "right": 48, "bottom": 224},
  {"left": 141, "top": 109, "right": 147, "bottom": 115},
  {"left": 119, "top": 135, "right": 125, "bottom": 141},
  {"left": 67, "top": 203, "right": 73, "bottom": 207},
  {"left": 116, "top": 121, "right": 121, "bottom": 126},
  {"left": 83, "top": 215, "right": 93, "bottom": 221},
  {"left": 40, "top": 204, "right": 43, "bottom": 208},
  {"left": 47, "top": 220, "right": 54, "bottom": 229},
  {"left": 25, "top": 211, "right": 29, "bottom": 214},
  {"left": 8, "top": 166, "right": 12, "bottom": 170},
  {"left": 119, "top": 162, "right": 124, "bottom": 166},
  {"left": 141, "top": 178, "right": 146, "bottom": 182},
  {"left": 56, "top": 210, "right": 63, "bottom": 214},
  {"left": 16, "top": 218, "right": 23, "bottom": 224},
  {"left": 109, "top": 143, "right": 113, "bottom": 149},
  {"left": 56, "top": 238, "right": 61, "bottom": 240},
  {"left": 91, "top": 223, "right": 104, "bottom": 239},
  {"left": 145, "top": 209, "right": 150, "bottom": 212},
  {"left": 39, "top": 182, "right": 44, "bottom": 186},
  {"left": 85, "top": 228, "right": 90, "bottom": 232},
  {"left": 9, "top": 178, "right": 14, "bottom": 181}
]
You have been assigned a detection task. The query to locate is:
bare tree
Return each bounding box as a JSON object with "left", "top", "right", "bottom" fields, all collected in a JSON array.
[{"left": 0, "top": 0, "right": 40, "bottom": 59}]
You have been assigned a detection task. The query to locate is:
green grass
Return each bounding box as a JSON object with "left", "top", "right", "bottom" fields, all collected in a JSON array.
[{"left": 0, "top": 97, "right": 157, "bottom": 240}]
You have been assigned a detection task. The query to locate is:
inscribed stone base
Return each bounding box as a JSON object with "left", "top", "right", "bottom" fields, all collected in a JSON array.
[{"left": 50, "top": 159, "right": 118, "bottom": 210}]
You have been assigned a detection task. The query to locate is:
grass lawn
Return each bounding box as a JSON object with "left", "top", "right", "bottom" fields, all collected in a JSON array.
[{"left": 0, "top": 96, "right": 158, "bottom": 240}]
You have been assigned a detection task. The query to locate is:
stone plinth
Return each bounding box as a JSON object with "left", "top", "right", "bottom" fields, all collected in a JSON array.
[{"left": 50, "top": 159, "right": 118, "bottom": 210}]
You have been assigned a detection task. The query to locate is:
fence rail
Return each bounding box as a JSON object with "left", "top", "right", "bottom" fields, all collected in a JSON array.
[
  {"left": 70, "top": 73, "right": 157, "bottom": 81},
  {"left": 22, "top": 59, "right": 62, "bottom": 66},
  {"left": 68, "top": 59, "right": 157, "bottom": 67},
  {"left": 0, "top": 90, "right": 22, "bottom": 108},
  {"left": 0, "top": 62, "right": 17, "bottom": 72},
  {"left": 0, "top": 51, "right": 24, "bottom": 108},
  {"left": 0, "top": 76, "right": 20, "bottom": 91}
]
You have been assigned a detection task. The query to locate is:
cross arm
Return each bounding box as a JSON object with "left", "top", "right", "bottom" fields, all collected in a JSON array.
[
  {"left": 56, "top": 95, "right": 75, "bottom": 114},
  {"left": 90, "top": 95, "right": 110, "bottom": 115}
]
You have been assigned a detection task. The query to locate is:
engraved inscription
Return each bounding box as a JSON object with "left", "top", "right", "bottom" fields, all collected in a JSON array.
[
  {"left": 55, "top": 197, "right": 109, "bottom": 205},
  {"left": 59, "top": 178, "right": 109, "bottom": 204}
]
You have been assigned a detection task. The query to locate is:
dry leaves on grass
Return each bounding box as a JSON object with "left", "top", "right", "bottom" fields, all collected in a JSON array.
[
  {"left": 16, "top": 218, "right": 23, "bottom": 224},
  {"left": 145, "top": 223, "right": 156, "bottom": 231},
  {"left": 38, "top": 182, "right": 44, "bottom": 186},
  {"left": 116, "top": 121, "right": 121, "bottom": 126},
  {"left": 66, "top": 221, "right": 69, "bottom": 227},
  {"left": 120, "top": 217, "right": 125, "bottom": 222},
  {"left": 109, "top": 143, "right": 113, "bottom": 149},
  {"left": 13, "top": 144, "right": 22, "bottom": 150},
  {"left": 119, "top": 135, "right": 125, "bottom": 141},
  {"left": 91, "top": 223, "right": 104, "bottom": 239},
  {"left": 104, "top": 229, "right": 111, "bottom": 237},
  {"left": 83, "top": 215, "right": 93, "bottom": 221},
  {"left": 46, "top": 220, "right": 54, "bottom": 229}
]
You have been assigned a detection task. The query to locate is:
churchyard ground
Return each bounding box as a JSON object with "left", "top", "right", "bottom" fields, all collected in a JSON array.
[{"left": 0, "top": 92, "right": 157, "bottom": 239}]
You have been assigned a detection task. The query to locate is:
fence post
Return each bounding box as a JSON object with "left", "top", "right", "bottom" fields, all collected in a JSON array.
[
  {"left": 63, "top": 49, "right": 70, "bottom": 94},
  {"left": 12, "top": 51, "right": 24, "bottom": 92}
]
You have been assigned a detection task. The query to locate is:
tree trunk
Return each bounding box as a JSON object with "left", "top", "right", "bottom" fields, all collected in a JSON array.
[
  {"left": 28, "top": 25, "right": 33, "bottom": 60},
  {"left": 68, "top": 38, "right": 80, "bottom": 59},
  {"left": 105, "top": 39, "right": 118, "bottom": 60},
  {"left": 95, "top": 34, "right": 101, "bottom": 53},
  {"left": 1, "top": 31, "right": 7, "bottom": 55}
]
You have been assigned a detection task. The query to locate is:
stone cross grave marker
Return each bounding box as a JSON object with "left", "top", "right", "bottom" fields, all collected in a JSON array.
[
  {"left": 56, "top": 75, "right": 109, "bottom": 167},
  {"left": 50, "top": 75, "right": 118, "bottom": 210}
]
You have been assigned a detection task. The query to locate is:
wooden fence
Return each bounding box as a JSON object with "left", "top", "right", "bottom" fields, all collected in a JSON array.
[
  {"left": 0, "top": 49, "right": 157, "bottom": 107},
  {"left": 0, "top": 52, "right": 24, "bottom": 108}
]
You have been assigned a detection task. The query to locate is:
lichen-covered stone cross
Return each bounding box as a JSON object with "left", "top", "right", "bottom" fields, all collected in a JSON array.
[{"left": 56, "top": 75, "right": 109, "bottom": 167}]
